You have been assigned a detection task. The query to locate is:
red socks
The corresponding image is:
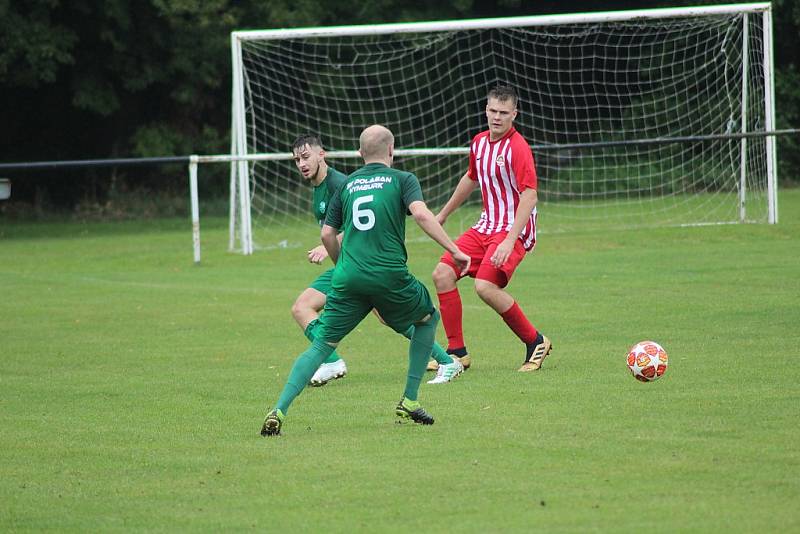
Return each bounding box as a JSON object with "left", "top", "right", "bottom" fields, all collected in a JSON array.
[
  {"left": 437, "top": 288, "right": 465, "bottom": 351},
  {"left": 440, "top": 290, "right": 537, "bottom": 350},
  {"left": 501, "top": 301, "right": 538, "bottom": 344}
]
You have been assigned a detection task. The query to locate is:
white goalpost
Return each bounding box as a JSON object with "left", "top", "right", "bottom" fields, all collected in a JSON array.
[{"left": 228, "top": 3, "right": 777, "bottom": 254}]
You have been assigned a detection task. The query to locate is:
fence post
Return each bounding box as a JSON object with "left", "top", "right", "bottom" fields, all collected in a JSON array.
[{"left": 189, "top": 155, "right": 201, "bottom": 264}]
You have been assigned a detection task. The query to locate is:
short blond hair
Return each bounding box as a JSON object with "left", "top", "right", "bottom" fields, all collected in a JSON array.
[{"left": 359, "top": 125, "right": 394, "bottom": 161}]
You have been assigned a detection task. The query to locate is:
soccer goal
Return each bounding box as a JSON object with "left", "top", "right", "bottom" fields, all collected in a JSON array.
[{"left": 230, "top": 3, "right": 776, "bottom": 254}]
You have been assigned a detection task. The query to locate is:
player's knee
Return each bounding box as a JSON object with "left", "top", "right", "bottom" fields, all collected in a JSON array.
[
  {"left": 290, "top": 299, "right": 305, "bottom": 321},
  {"left": 292, "top": 289, "right": 324, "bottom": 318},
  {"left": 432, "top": 262, "right": 456, "bottom": 290},
  {"left": 474, "top": 278, "right": 498, "bottom": 302},
  {"left": 291, "top": 293, "right": 314, "bottom": 320}
]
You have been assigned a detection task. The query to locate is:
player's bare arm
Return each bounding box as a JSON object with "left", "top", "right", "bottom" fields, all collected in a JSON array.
[
  {"left": 436, "top": 172, "right": 476, "bottom": 225},
  {"left": 409, "top": 200, "right": 471, "bottom": 276},
  {"left": 321, "top": 224, "right": 340, "bottom": 264},
  {"left": 490, "top": 188, "right": 538, "bottom": 268}
]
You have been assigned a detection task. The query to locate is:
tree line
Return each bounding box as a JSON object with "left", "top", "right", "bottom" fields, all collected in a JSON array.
[{"left": 1, "top": 0, "right": 797, "bottom": 215}]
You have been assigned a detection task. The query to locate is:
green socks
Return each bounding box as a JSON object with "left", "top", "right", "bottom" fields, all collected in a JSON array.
[
  {"left": 404, "top": 310, "right": 440, "bottom": 401},
  {"left": 275, "top": 338, "right": 335, "bottom": 414},
  {"left": 402, "top": 324, "right": 452, "bottom": 365},
  {"left": 304, "top": 318, "right": 342, "bottom": 364}
]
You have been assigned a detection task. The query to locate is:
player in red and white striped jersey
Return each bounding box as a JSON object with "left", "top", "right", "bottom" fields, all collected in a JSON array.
[{"left": 431, "top": 85, "right": 552, "bottom": 373}]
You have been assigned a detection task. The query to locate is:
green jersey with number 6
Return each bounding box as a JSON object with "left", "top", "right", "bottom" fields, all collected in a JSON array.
[{"left": 325, "top": 162, "right": 423, "bottom": 287}]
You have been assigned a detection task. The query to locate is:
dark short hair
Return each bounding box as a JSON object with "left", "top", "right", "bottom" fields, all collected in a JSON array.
[
  {"left": 488, "top": 85, "right": 518, "bottom": 107},
  {"left": 291, "top": 134, "right": 324, "bottom": 152}
]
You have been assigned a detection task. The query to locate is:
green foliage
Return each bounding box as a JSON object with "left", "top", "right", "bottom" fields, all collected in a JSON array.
[
  {"left": 130, "top": 124, "right": 191, "bottom": 157},
  {"left": 0, "top": 0, "right": 797, "bottom": 214},
  {"left": 0, "top": 0, "right": 77, "bottom": 86},
  {"left": 776, "top": 65, "right": 800, "bottom": 184},
  {"left": 763, "top": 0, "right": 799, "bottom": 183}
]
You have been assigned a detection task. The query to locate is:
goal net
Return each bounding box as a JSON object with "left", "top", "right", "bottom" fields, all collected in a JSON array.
[{"left": 230, "top": 3, "right": 776, "bottom": 253}]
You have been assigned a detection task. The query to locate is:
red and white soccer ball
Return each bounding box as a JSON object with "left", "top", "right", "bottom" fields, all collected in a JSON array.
[{"left": 627, "top": 341, "right": 668, "bottom": 382}]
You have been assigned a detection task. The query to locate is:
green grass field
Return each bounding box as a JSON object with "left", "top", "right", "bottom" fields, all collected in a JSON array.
[{"left": 2, "top": 190, "right": 799, "bottom": 532}]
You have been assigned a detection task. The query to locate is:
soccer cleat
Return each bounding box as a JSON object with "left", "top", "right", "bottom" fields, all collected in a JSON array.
[
  {"left": 309, "top": 358, "right": 348, "bottom": 387},
  {"left": 260, "top": 409, "right": 285, "bottom": 436},
  {"left": 427, "top": 357, "right": 464, "bottom": 384},
  {"left": 426, "top": 354, "right": 471, "bottom": 372},
  {"left": 395, "top": 397, "right": 435, "bottom": 425},
  {"left": 518, "top": 334, "right": 552, "bottom": 372}
]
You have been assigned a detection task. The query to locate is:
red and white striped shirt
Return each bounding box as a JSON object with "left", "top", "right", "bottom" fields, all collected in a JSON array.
[{"left": 468, "top": 126, "right": 538, "bottom": 251}]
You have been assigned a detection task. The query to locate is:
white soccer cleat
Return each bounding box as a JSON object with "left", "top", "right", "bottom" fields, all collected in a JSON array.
[
  {"left": 427, "top": 354, "right": 471, "bottom": 372},
  {"left": 309, "top": 359, "right": 348, "bottom": 387},
  {"left": 426, "top": 357, "right": 464, "bottom": 384}
]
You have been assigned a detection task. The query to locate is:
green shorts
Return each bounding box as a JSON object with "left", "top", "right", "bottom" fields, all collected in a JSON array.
[
  {"left": 318, "top": 270, "right": 434, "bottom": 343},
  {"left": 308, "top": 268, "right": 335, "bottom": 295}
]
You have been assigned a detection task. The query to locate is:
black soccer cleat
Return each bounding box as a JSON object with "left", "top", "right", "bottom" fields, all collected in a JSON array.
[
  {"left": 260, "top": 409, "right": 284, "bottom": 436},
  {"left": 395, "top": 397, "right": 435, "bottom": 425}
]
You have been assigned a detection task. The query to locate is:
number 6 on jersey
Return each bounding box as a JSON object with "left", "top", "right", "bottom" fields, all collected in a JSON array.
[{"left": 352, "top": 195, "right": 375, "bottom": 230}]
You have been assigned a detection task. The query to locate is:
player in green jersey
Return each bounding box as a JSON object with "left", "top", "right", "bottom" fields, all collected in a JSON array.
[
  {"left": 290, "top": 134, "right": 463, "bottom": 387},
  {"left": 290, "top": 134, "right": 350, "bottom": 386},
  {"left": 261, "top": 125, "right": 470, "bottom": 436}
]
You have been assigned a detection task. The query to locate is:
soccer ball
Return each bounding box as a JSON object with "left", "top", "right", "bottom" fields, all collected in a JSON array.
[{"left": 627, "top": 341, "right": 668, "bottom": 382}]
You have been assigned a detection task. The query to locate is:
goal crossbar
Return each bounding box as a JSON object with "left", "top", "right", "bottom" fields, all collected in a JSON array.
[{"left": 232, "top": 3, "right": 771, "bottom": 40}]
